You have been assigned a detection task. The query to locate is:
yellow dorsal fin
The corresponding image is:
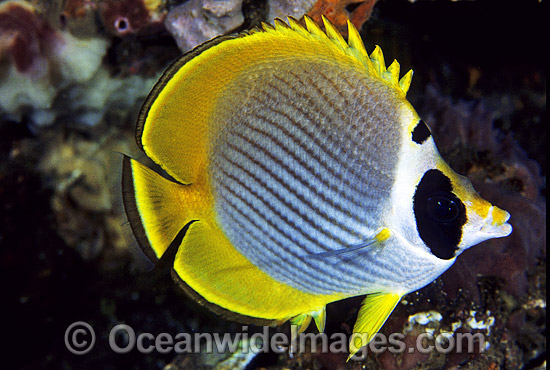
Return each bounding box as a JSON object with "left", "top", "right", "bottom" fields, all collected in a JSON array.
[
  {"left": 304, "top": 15, "right": 326, "bottom": 39},
  {"left": 370, "top": 45, "right": 386, "bottom": 76},
  {"left": 348, "top": 292, "right": 402, "bottom": 360},
  {"left": 307, "top": 16, "right": 413, "bottom": 97},
  {"left": 322, "top": 15, "right": 348, "bottom": 50},
  {"left": 261, "top": 21, "right": 274, "bottom": 31},
  {"left": 386, "top": 60, "right": 401, "bottom": 86},
  {"left": 273, "top": 17, "right": 289, "bottom": 29},
  {"left": 346, "top": 19, "right": 369, "bottom": 59},
  {"left": 399, "top": 69, "right": 414, "bottom": 95},
  {"left": 138, "top": 16, "right": 413, "bottom": 184},
  {"left": 287, "top": 16, "right": 308, "bottom": 35}
]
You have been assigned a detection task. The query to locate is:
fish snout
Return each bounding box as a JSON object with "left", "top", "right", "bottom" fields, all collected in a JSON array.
[{"left": 480, "top": 205, "right": 512, "bottom": 237}]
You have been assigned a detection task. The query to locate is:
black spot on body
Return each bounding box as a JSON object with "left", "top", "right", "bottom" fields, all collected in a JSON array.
[
  {"left": 412, "top": 120, "right": 431, "bottom": 144},
  {"left": 413, "top": 169, "right": 466, "bottom": 259}
]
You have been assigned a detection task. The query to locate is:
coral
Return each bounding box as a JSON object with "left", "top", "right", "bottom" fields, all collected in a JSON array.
[
  {"left": 61, "top": 0, "right": 98, "bottom": 22},
  {"left": 0, "top": 1, "right": 162, "bottom": 128},
  {"left": 164, "top": 0, "right": 379, "bottom": 52},
  {"left": 29, "top": 0, "right": 168, "bottom": 37},
  {"left": 0, "top": 1, "right": 108, "bottom": 126},
  {"left": 0, "top": 1, "right": 59, "bottom": 76},
  {"left": 37, "top": 127, "right": 139, "bottom": 261},
  {"left": 268, "top": 0, "right": 317, "bottom": 21},
  {"left": 59, "top": 68, "right": 158, "bottom": 126},
  {"left": 99, "top": 0, "right": 167, "bottom": 36},
  {"left": 34, "top": 0, "right": 100, "bottom": 37},
  {"left": 164, "top": 0, "right": 245, "bottom": 52},
  {"left": 307, "top": 0, "right": 378, "bottom": 36}
]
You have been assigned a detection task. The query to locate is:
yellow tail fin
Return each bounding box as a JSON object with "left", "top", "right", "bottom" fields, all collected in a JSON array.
[
  {"left": 122, "top": 156, "right": 342, "bottom": 326},
  {"left": 121, "top": 156, "right": 210, "bottom": 261}
]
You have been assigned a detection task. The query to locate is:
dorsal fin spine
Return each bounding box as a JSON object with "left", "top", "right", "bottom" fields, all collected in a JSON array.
[
  {"left": 346, "top": 19, "right": 368, "bottom": 58},
  {"left": 371, "top": 46, "right": 386, "bottom": 74},
  {"left": 304, "top": 15, "right": 327, "bottom": 39},
  {"left": 273, "top": 18, "right": 289, "bottom": 29},
  {"left": 257, "top": 17, "right": 413, "bottom": 96},
  {"left": 386, "top": 60, "right": 401, "bottom": 88},
  {"left": 322, "top": 15, "right": 348, "bottom": 50},
  {"left": 261, "top": 21, "right": 274, "bottom": 31},
  {"left": 288, "top": 16, "right": 309, "bottom": 36},
  {"left": 399, "top": 69, "right": 414, "bottom": 95}
]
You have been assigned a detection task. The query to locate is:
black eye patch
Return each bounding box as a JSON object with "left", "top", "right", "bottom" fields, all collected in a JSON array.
[
  {"left": 413, "top": 169, "right": 467, "bottom": 260},
  {"left": 411, "top": 120, "right": 431, "bottom": 144}
]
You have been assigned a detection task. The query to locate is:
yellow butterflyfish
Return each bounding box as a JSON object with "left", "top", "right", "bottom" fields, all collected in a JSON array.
[{"left": 122, "top": 16, "right": 512, "bottom": 358}]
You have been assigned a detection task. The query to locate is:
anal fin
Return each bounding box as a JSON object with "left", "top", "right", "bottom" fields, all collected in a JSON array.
[
  {"left": 348, "top": 292, "right": 402, "bottom": 360},
  {"left": 172, "top": 220, "right": 342, "bottom": 324}
]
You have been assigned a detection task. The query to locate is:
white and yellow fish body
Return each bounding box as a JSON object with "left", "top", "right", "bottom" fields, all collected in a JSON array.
[{"left": 122, "top": 16, "right": 512, "bottom": 357}]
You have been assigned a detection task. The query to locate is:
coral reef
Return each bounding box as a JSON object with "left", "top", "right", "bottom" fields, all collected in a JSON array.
[
  {"left": 99, "top": 0, "right": 167, "bottom": 36},
  {"left": 0, "top": 1, "right": 108, "bottom": 126},
  {"left": 36, "top": 128, "right": 137, "bottom": 261},
  {"left": 57, "top": 0, "right": 99, "bottom": 34},
  {"left": 0, "top": 1, "right": 59, "bottom": 75},
  {"left": 164, "top": 0, "right": 380, "bottom": 52},
  {"left": 0, "top": 1, "right": 163, "bottom": 128},
  {"left": 164, "top": 0, "right": 245, "bottom": 52},
  {"left": 307, "top": 0, "right": 377, "bottom": 36},
  {"left": 268, "top": 0, "right": 317, "bottom": 21}
]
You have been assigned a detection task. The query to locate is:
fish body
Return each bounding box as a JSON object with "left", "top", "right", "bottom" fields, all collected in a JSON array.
[{"left": 122, "top": 16, "right": 512, "bottom": 356}]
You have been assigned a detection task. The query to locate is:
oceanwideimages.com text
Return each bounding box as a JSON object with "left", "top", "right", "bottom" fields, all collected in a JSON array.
[{"left": 65, "top": 321, "right": 487, "bottom": 360}]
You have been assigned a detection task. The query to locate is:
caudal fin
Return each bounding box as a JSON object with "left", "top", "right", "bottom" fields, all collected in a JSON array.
[
  {"left": 122, "top": 156, "right": 344, "bottom": 327},
  {"left": 121, "top": 156, "right": 203, "bottom": 261}
]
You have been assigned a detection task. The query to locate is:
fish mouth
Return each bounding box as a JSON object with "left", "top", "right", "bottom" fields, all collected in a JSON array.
[{"left": 480, "top": 206, "right": 512, "bottom": 237}]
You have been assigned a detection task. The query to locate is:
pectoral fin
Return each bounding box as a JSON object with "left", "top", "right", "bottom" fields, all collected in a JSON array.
[
  {"left": 309, "top": 228, "right": 391, "bottom": 259},
  {"left": 348, "top": 292, "right": 402, "bottom": 360}
]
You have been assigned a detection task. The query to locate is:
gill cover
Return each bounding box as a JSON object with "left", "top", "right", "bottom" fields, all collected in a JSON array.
[{"left": 404, "top": 120, "right": 512, "bottom": 260}]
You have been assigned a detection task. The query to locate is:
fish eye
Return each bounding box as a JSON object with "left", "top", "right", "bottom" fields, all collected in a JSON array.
[
  {"left": 426, "top": 193, "right": 459, "bottom": 223},
  {"left": 413, "top": 169, "right": 467, "bottom": 260}
]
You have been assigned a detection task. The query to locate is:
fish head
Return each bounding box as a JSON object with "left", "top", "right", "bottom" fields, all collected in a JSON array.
[
  {"left": 389, "top": 109, "right": 512, "bottom": 262},
  {"left": 435, "top": 162, "right": 513, "bottom": 256}
]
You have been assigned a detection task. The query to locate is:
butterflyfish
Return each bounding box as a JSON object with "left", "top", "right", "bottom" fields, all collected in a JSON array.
[{"left": 122, "top": 16, "right": 512, "bottom": 358}]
